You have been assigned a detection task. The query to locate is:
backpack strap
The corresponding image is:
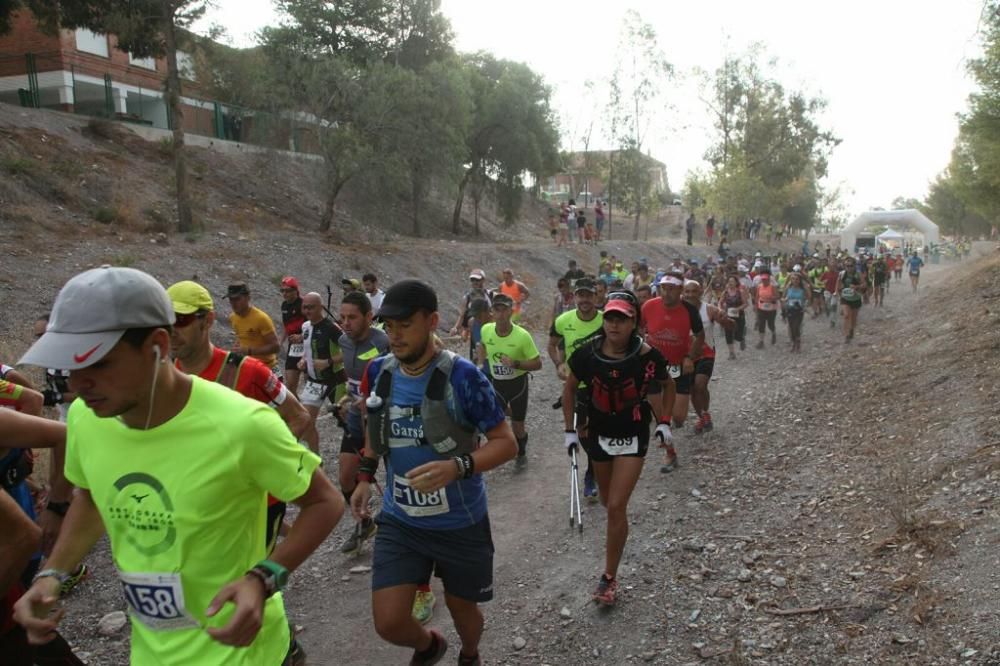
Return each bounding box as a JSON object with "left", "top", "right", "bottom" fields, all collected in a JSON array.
[{"left": 216, "top": 352, "right": 244, "bottom": 390}]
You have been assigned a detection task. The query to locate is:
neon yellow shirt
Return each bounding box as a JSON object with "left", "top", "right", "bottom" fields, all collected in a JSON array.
[
  {"left": 551, "top": 309, "right": 603, "bottom": 361},
  {"left": 64, "top": 377, "right": 321, "bottom": 665},
  {"left": 479, "top": 322, "right": 540, "bottom": 380}
]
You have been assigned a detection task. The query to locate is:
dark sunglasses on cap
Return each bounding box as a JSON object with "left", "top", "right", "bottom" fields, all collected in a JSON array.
[
  {"left": 606, "top": 291, "right": 639, "bottom": 308},
  {"left": 174, "top": 312, "right": 207, "bottom": 328}
]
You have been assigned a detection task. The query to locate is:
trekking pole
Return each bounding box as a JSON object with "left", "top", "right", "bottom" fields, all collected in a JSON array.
[{"left": 571, "top": 447, "right": 583, "bottom": 533}]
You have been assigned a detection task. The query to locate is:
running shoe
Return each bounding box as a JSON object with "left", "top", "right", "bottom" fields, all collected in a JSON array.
[
  {"left": 457, "top": 652, "right": 482, "bottom": 666},
  {"left": 660, "top": 445, "right": 679, "bottom": 473},
  {"left": 411, "top": 589, "right": 436, "bottom": 625},
  {"left": 59, "top": 564, "right": 88, "bottom": 597},
  {"left": 702, "top": 412, "right": 714, "bottom": 432},
  {"left": 409, "top": 629, "right": 448, "bottom": 666},
  {"left": 286, "top": 637, "right": 307, "bottom": 666},
  {"left": 340, "top": 519, "right": 377, "bottom": 555},
  {"left": 593, "top": 574, "right": 619, "bottom": 606},
  {"left": 583, "top": 471, "right": 598, "bottom": 502},
  {"left": 693, "top": 415, "right": 705, "bottom": 435}
]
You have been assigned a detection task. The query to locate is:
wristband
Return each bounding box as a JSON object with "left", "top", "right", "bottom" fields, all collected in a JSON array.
[
  {"left": 462, "top": 453, "right": 475, "bottom": 479},
  {"left": 357, "top": 471, "right": 375, "bottom": 484},
  {"left": 32, "top": 568, "right": 70, "bottom": 589},
  {"left": 358, "top": 456, "right": 379, "bottom": 477},
  {"left": 658, "top": 418, "right": 671, "bottom": 426},
  {"left": 46, "top": 501, "right": 70, "bottom": 517}
]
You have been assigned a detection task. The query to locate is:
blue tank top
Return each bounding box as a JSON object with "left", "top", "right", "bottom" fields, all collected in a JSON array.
[{"left": 785, "top": 286, "right": 806, "bottom": 308}]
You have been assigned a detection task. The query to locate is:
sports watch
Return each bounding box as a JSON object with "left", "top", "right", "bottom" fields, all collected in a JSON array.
[{"left": 246, "top": 559, "right": 289, "bottom": 598}]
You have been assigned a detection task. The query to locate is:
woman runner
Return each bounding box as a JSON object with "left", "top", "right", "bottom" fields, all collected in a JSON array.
[
  {"left": 721, "top": 276, "right": 747, "bottom": 359},
  {"left": 783, "top": 272, "right": 808, "bottom": 352},
  {"left": 836, "top": 258, "right": 864, "bottom": 342},
  {"left": 562, "top": 291, "right": 670, "bottom": 606}
]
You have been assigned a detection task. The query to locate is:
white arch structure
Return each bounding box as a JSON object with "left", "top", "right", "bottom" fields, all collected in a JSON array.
[{"left": 840, "top": 209, "right": 939, "bottom": 251}]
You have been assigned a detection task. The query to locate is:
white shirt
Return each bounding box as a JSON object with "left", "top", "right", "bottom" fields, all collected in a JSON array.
[
  {"left": 367, "top": 289, "right": 385, "bottom": 312},
  {"left": 300, "top": 320, "right": 317, "bottom": 380}
]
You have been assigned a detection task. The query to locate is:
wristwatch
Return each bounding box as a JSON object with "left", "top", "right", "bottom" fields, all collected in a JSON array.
[
  {"left": 32, "top": 568, "right": 71, "bottom": 589},
  {"left": 46, "top": 500, "right": 70, "bottom": 517},
  {"left": 246, "top": 559, "right": 289, "bottom": 598}
]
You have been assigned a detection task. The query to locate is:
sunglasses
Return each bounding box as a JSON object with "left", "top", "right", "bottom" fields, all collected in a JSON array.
[
  {"left": 607, "top": 291, "right": 639, "bottom": 307},
  {"left": 280, "top": 287, "right": 297, "bottom": 293},
  {"left": 174, "top": 312, "right": 207, "bottom": 328}
]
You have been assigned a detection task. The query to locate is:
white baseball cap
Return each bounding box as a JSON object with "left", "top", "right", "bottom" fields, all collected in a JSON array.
[
  {"left": 20, "top": 266, "right": 174, "bottom": 370},
  {"left": 468, "top": 269, "right": 486, "bottom": 280}
]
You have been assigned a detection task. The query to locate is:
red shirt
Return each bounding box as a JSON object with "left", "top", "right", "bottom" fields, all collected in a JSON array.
[
  {"left": 821, "top": 270, "right": 839, "bottom": 293},
  {"left": 641, "top": 297, "right": 704, "bottom": 365}
]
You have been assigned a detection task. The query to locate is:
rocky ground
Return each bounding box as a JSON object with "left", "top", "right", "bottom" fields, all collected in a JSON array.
[{"left": 2, "top": 104, "right": 997, "bottom": 665}]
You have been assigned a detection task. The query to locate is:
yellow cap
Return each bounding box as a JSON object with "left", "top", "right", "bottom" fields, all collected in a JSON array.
[{"left": 166, "top": 280, "right": 215, "bottom": 314}]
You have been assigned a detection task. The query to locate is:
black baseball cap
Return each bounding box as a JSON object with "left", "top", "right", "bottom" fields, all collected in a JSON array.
[
  {"left": 226, "top": 283, "right": 250, "bottom": 298},
  {"left": 377, "top": 279, "right": 438, "bottom": 319},
  {"left": 491, "top": 293, "right": 514, "bottom": 308},
  {"left": 574, "top": 277, "right": 597, "bottom": 293}
]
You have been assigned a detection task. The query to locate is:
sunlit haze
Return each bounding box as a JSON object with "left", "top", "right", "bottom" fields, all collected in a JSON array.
[{"left": 196, "top": 0, "right": 983, "bottom": 217}]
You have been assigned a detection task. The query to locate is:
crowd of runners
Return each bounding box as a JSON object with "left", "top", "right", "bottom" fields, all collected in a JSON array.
[{"left": 0, "top": 241, "right": 931, "bottom": 665}]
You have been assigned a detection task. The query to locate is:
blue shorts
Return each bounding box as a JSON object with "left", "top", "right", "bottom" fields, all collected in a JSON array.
[{"left": 371, "top": 513, "right": 495, "bottom": 602}]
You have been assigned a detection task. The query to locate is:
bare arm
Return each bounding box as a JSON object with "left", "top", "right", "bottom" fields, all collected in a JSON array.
[
  {"left": 0, "top": 490, "right": 41, "bottom": 592},
  {"left": 562, "top": 371, "right": 578, "bottom": 430},
  {"left": 516, "top": 355, "right": 542, "bottom": 372},
  {"left": 269, "top": 469, "right": 344, "bottom": 572},
  {"left": 4, "top": 369, "right": 34, "bottom": 390},
  {"left": 275, "top": 392, "right": 311, "bottom": 440},
  {"left": 254, "top": 332, "right": 281, "bottom": 357},
  {"left": 0, "top": 410, "right": 65, "bottom": 448}
]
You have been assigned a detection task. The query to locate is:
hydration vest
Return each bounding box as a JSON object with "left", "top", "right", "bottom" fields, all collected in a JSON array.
[{"left": 366, "top": 351, "right": 478, "bottom": 457}]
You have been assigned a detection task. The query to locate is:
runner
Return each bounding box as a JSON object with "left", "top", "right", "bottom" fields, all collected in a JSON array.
[
  {"left": 907, "top": 251, "right": 925, "bottom": 293},
  {"left": 720, "top": 276, "right": 748, "bottom": 360},
  {"left": 821, "top": 260, "right": 840, "bottom": 329},
  {"left": 871, "top": 254, "right": 889, "bottom": 307},
  {"left": 350, "top": 279, "right": 516, "bottom": 666},
  {"left": 752, "top": 268, "right": 780, "bottom": 349},
  {"left": 682, "top": 281, "right": 732, "bottom": 433},
  {"left": 298, "top": 292, "right": 347, "bottom": 457},
  {"left": 449, "top": 270, "right": 492, "bottom": 342},
  {"left": 640, "top": 272, "right": 704, "bottom": 472},
  {"left": 808, "top": 261, "right": 826, "bottom": 318},
  {"left": 31, "top": 315, "right": 78, "bottom": 420},
  {"left": 13, "top": 266, "right": 343, "bottom": 665},
  {"left": 548, "top": 278, "right": 604, "bottom": 499},
  {"left": 836, "top": 258, "right": 864, "bottom": 342},
  {"left": 550, "top": 278, "right": 575, "bottom": 323},
  {"left": 279, "top": 277, "right": 305, "bottom": 397},
  {"left": 0, "top": 409, "right": 86, "bottom": 665},
  {"left": 563, "top": 291, "right": 670, "bottom": 606},
  {"left": 166, "top": 280, "right": 311, "bottom": 550},
  {"left": 477, "top": 293, "right": 542, "bottom": 464},
  {"left": 783, "top": 272, "right": 808, "bottom": 352},
  {"left": 362, "top": 273, "right": 385, "bottom": 312},
  {"left": 893, "top": 252, "right": 904, "bottom": 282},
  {"left": 227, "top": 282, "right": 281, "bottom": 374},
  {"left": 334, "top": 291, "right": 389, "bottom": 556},
  {"left": 497, "top": 269, "right": 530, "bottom": 323}
]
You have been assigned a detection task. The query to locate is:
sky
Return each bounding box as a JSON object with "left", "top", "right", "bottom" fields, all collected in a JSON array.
[{"left": 197, "top": 0, "right": 985, "bottom": 218}]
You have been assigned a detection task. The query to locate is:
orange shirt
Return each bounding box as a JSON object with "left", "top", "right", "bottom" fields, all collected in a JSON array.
[{"left": 500, "top": 281, "right": 526, "bottom": 314}]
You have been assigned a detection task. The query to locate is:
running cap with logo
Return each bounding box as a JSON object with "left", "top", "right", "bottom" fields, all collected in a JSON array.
[
  {"left": 341, "top": 277, "right": 361, "bottom": 290},
  {"left": 281, "top": 276, "right": 300, "bottom": 290},
  {"left": 468, "top": 269, "right": 486, "bottom": 280},
  {"left": 573, "top": 277, "right": 597, "bottom": 293},
  {"left": 603, "top": 298, "right": 636, "bottom": 318},
  {"left": 226, "top": 283, "right": 250, "bottom": 298},
  {"left": 658, "top": 272, "right": 684, "bottom": 286},
  {"left": 378, "top": 279, "right": 438, "bottom": 319},
  {"left": 491, "top": 293, "right": 514, "bottom": 308},
  {"left": 21, "top": 266, "right": 174, "bottom": 370},
  {"left": 167, "top": 280, "right": 214, "bottom": 314}
]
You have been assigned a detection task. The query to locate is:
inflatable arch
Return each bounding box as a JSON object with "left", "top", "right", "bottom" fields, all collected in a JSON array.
[{"left": 839, "top": 209, "right": 939, "bottom": 251}]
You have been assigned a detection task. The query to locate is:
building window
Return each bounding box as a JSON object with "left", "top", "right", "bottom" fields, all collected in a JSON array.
[
  {"left": 128, "top": 53, "right": 157, "bottom": 70},
  {"left": 75, "top": 29, "right": 109, "bottom": 58},
  {"left": 176, "top": 51, "right": 196, "bottom": 81}
]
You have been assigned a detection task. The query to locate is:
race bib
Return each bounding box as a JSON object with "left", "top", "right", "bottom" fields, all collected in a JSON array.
[
  {"left": 841, "top": 287, "right": 856, "bottom": 299},
  {"left": 788, "top": 299, "right": 804, "bottom": 309},
  {"left": 301, "top": 380, "right": 327, "bottom": 402},
  {"left": 491, "top": 364, "right": 516, "bottom": 378},
  {"left": 726, "top": 307, "right": 739, "bottom": 318},
  {"left": 759, "top": 302, "right": 776, "bottom": 312},
  {"left": 598, "top": 435, "right": 639, "bottom": 456},
  {"left": 668, "top": 364, "right": 682, "bottom": 379},
  {"left": 288, "top": 343, "right": 304, "bottom": 357},
  {"left": 119, "top": 571, "right": 198, "bottom": 631},
  {"left": 392, "top": 474, "right": 449, "bottom": 518}
]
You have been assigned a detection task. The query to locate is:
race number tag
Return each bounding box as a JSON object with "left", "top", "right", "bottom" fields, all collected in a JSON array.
[
  {"left": 726, "top": 307, "right": 739, "bottom": 318},
  {"left": 288, "top": 343, "right": 304, "bottom": 358},
  {"left": 598, "top": 435, "right": 639, "bottom": 456},
  {"left": 392, "top": 475, "right": 449, "bottom": 518},
  {"left": 301, "top": 380, "right": 326, "bottom": 402},
  {"left": 668, "top": 365, "right": 682, "bottom": 379},
  {"left": 841, "top": 288, "right": 855, "bottom": 299},
  {"left": 759, "top": 302, "right": 776, "bottom": 312},
  {"left": 119, "top": 571, "right": 198, "bottom": 631},
  {"left": 491, "top": 364, "right": 516, "bottom": 378}
]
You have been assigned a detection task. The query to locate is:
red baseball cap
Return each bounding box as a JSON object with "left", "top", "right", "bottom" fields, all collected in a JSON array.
[
  {"left": 603, "top": 298, "right": 636, "bottom": 318},
  {"left": 281, "top": 276, "right": 300, "bottom": 290}
]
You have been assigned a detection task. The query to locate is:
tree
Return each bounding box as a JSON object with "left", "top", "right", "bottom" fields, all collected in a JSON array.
[
  {"left": 605, "top": 10, "right": 673, "bottom": 240},
  {"left": 448, "top": 53, "right": 559, "bottom": 234},
  {"left": 27, "top": 1, "right": 206, "bottom": 232}
]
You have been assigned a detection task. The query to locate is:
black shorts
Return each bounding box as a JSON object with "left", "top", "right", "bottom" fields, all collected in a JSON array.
[
  {"left": 675, "top": 371, "right": 694, "bottom": 395},
  {"left": 694, "top": 358, "right": 714, "bottom": 378},
  {"left": 285, "top": 354, "right": 302, "bottom": 371},
  {"left": 840, "top": 299, "right": 862, "bottom": 310},
  {"left": 582, "top": 422, "right": 650, "bottom": 463},
  {"left": 340, "top": 431, "right": 364, "bottom": 455},
  {"left": 265, "top": 501, "right": 287, "bottom": 555},
  {"left": 491, "top": 374, "right": 529, "bottom": 421},
  {"left": 371, "top": 513, "right": 495, "bottom": 602}
]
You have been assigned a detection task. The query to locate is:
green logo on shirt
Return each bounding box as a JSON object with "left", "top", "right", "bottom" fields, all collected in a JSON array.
[{"left": 109, "top": 472, "right": 176, "bottom": 556}]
